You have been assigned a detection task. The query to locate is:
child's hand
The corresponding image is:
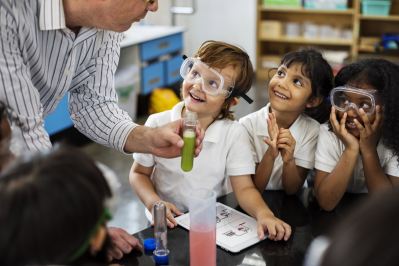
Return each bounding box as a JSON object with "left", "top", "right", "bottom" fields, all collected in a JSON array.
[
  {"left": 264, "top": 112, "right": 279, "bottom": 158},
  {"left": 278, "top": 128, "right": 296, "bottom": 163},
  {"left": 330, "top": 107, "right": 359, "bottom": 152},
  {"left": 150, "top": 200, "right": 183, "bottom": 228},
  {"left": 256, "top": 211, "right": 291, "bottom": 241},
  {"left": 355, "top": 106, "right": 383, "bottom": 154}
]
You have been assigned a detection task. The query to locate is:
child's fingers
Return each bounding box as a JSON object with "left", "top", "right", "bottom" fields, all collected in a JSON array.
[
  {"left": 263, "top": 137, "right": 272, "bottom": 146},
  {"left": 353, "top": 119, "right": 365, "bottom": 135},
  {"left": 282, "top": 222, "right": 292, "bottom": 241},
  {"left": 169, "top": 204, "right": 183, "bottom": 216},
  {"left": 277, "top": 143, "right": 291, "bottom": 151},
  {"left": 275, "top": 223, "right": 285, "bottom": 241},
  {"left": 358, "top": 108, "right": 371, "bottom": 130},
  {"left": 266, "top": 223, "right": 277, "bottom": 240},
  {"left": 166, "top": 214, "right": 176, "bottom": 228},
  {"left": 330, "top": 107, "right": 340, "bottom": 131},
  {"left": 277, "top": 136, "right": 294, "bottom": 145},
  {"left": 372, "top": 105, "right": 383, "bottom": 131},
  {"left": 257, "top": 223, "right": 265, "bottom": 240}
]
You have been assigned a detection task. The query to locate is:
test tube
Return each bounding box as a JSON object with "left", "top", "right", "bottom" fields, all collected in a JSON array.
[
  {"left": 153, "top": 202, "right": 169, "bottom": 265},
  {"left": 181, "top": 111, "right": 198, "bottom": 172}
]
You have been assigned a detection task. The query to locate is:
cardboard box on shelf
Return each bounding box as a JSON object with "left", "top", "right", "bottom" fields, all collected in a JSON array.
[{"left": 260, "top": 20, "right": 283, "bottom": 39}]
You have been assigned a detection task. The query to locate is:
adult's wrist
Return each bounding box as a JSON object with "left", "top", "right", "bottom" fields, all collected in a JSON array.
[{"left": 124, "top": 126, "right": 154, "bottom": 154}]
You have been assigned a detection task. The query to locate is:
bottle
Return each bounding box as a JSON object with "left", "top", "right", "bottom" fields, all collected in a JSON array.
[
  {"left": 181, "top": 111, "right": 197, "bottom": 172},
  {"left": 153, "top": 202, "right": 169, "bottom": 265}
]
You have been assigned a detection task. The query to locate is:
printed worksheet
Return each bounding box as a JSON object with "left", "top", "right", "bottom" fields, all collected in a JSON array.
[{"left": 176, "top": 203, "right": 262, "bottom": 253}]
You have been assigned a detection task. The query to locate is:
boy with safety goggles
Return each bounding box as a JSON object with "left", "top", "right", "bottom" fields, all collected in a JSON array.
[
  {"left": 314, "top": 59, "right": 399, "bottom": 211},
  {"left": 130, "top": 40, "right": 291, "bottom": 242}
]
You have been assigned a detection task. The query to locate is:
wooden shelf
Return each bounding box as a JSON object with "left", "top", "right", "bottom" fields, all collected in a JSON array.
[
  {"left": 260, "top": 36, "right": 353, "bottom": 46},
  {"left": 256, "top": 0, "right": 399, "bottom": 79},
  {"left": 360, "top": 15, "right": 399, "bottom": 21},
  {"left": 260, "top": 6, "right": 355, "bottom": 15}
]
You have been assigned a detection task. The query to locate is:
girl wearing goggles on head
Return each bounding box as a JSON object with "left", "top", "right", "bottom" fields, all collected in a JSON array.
[
  {"left": 314, "top": 59, "right": 399, "bottom": 211},
  {"left": 240, "top": 48, "right": 334, "bottom": 195},
  {"left": 130, "top": 40, "right": 291, "bottom": 242}
]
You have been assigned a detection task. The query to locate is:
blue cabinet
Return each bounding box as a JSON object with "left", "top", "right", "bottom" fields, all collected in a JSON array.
[{"left": 139, "top": 33, "right": 183, "bottom": 95}]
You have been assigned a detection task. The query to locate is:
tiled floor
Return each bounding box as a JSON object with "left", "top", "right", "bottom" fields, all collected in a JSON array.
[{"left": 80, "top": 79, "right": 269, "bottom": 234}]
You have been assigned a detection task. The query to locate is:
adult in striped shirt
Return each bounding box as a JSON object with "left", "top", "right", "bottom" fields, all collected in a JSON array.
[
  {"left": 0, "top": 0, "right": 203, "bottom": 157},
  {"left": 0, "top": 0, "right": 204, "bottom": 261}
]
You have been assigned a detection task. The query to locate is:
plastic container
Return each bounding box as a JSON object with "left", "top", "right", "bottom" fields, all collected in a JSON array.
[
  {"left": 303, "top": 22, "right": 320, "bottom": 39},
  {"left": 260, "top": 20, "right": 283, "bottom": 39},
  {"left": 362, "top": 0, "right": 391, "bottom": 16},
  {"left": 304, "top": 0, "right": 348, "bottom": 10},
  {"left": 285, "top": 22, "right": 301, "bottom": 37},
  {"left": 263, "top": 0, "right": 301, "bottom": 8},
  {"left": 189, "top": 189, "right": 216, "bottom": 266}
]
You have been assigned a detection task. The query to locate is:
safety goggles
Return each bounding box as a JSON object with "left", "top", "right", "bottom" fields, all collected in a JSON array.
[
  {"left": 330, "top": 86, "right": 378, "bottom": 115},
  {"left": 180, "top": 57, "right": 234, "bottom": 97}
]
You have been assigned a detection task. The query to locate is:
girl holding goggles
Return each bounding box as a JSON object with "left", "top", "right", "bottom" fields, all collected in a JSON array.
[{"left": 314, "top": 59, "right": 399, "bottom": 211}]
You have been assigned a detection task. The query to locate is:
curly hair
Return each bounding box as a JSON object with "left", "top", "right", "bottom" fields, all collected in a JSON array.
[
  {"left": 279, "top": 48, "right": 334, "bottom": 123},
  {"left": 334, "top": 58, "right": 399, "bottom": 164},
  {"left": 194, "top": 40, "right": 254, "bottom": 120}
]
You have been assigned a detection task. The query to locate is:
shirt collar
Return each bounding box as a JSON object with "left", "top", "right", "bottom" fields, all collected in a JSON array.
[
  {"left": 171, "top": 102, "right": 221, "bottom": 143},
  {"left": 39, "top": 0, "right": 66, "bottom": 31},
  {"left": 255, "top": 103, "right": 304, "bottom": 140}
]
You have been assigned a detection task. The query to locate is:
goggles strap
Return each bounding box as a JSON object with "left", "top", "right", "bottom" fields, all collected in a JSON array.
[
  {"left": 67, "top": 208, "right": 112, "bottom": 263},
  {"left": 229, "top": 88, "right": 253, "bottom": 104}
]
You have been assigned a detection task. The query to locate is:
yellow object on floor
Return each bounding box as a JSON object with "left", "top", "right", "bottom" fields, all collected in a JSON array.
[{"left": 149, "top": 88, "right": 180, "bottom": 114}]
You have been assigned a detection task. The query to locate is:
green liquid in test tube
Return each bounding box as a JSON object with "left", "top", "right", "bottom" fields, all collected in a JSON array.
[{"left": 181, "top": 111, "right": 197, "bottom": 172}]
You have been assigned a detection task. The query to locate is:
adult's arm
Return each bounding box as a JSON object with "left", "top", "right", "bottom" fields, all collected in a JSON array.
[{"left": 0, "top": 5, "right": 51, "bottom": 152}]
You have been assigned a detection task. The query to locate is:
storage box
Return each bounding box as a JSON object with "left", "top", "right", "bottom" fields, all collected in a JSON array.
[
  {"left": 260, "top": 20, "right": 283, "bottom": 38},
  {"left": 263, "top": 0, "right": 301, "bottom": 8},
  {"left": 362, "top": 0, "right": 391, "bottom": 16},
  {"left": 304, "top": 0, "right": 348, "bottom": 10}
]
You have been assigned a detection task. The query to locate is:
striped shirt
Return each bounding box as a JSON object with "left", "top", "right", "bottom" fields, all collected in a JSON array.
[{"left": 0, "top": 0, "right": 137, "bottom": 153}]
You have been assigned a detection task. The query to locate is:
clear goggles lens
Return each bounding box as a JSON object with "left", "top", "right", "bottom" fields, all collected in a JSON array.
[
  {"left": 180, "top": 57, "right": 233, "bottom": 97},
  {"left": 330, "top": 86, "right": 377, "bottom": 115}
]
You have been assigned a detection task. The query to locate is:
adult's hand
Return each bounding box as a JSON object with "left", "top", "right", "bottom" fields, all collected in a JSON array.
[
  {"left": 124, "top": 120, "right": 204, "bottom": 158},
  {"left": 107, "top": 227, "right": 142, "bottom": 261}
]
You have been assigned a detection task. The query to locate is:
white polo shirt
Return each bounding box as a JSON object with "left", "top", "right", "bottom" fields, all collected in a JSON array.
[
  {"left": 315, "top": 123, "right": 399, "bottom": 193},
  {"left": 133, "top": 102, "right": 255, "bottom": 211},
  {"left": 239, "top": 103, "right": 320, "bottom": 190}
]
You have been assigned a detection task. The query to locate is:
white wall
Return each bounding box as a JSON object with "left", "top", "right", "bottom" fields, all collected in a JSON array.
[{"left": 144, "top": 0, "right": 257, "bottom": 68}]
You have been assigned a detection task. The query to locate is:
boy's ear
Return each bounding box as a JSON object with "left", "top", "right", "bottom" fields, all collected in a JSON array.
[
  {"left": 90, "top": 226, "right": 107, "bottom": 255},
  {"left": 230, "top": 97, "right": 239, "bottom": 107},
  {"left": 306, "top": 96, "right": 323, "bottom": 108}
]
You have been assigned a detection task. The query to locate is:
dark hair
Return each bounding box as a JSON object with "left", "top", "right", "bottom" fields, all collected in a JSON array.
[
  {"left": 0, "top": 101, "right": 5, "bottom": 122},
  {"left": 321, "top": 187, "right": 399, "bottom": 266},
  {"left": 195, "top": 40, "right": 254, "bottom": 120},
  {"left": 279, "top": 48, "right": 334, "bottom": 123},
  {"left": 0, "top": 146, "right": 112, "bottom": 266},
  {"left": 334, "top": 59, "right": 399, "bottom": 163}
]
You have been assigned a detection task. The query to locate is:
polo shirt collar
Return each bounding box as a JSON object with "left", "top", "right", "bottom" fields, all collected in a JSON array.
[
  {"left": 171, "top": 102, "right": 221, "bottom": 144},
  {"left": 255, "top": 103, "right": 303, "bottom": 140}
]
